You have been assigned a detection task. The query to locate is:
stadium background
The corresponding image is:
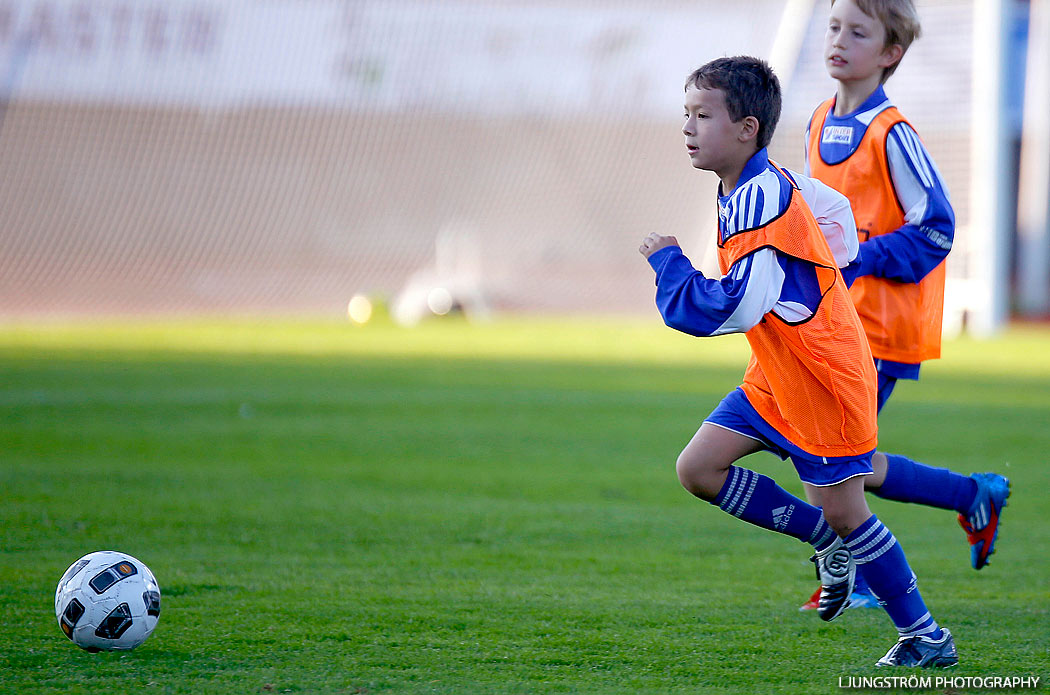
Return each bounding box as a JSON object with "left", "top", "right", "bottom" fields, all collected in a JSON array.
[{"left": 0, "top": 0, "right": 1041, "bottom": 325}]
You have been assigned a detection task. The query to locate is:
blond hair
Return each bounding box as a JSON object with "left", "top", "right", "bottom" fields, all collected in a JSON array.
[{"left": 832, "top": 0, "right": 922, "bottom": 82}]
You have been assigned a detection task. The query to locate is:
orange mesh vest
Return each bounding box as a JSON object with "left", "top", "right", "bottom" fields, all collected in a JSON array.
[
  {"left": 807, "top": 98, "right": 945, "bottom": 363},
  {"left": 718, "top": 165, "right": 878, "bottom": 458}
]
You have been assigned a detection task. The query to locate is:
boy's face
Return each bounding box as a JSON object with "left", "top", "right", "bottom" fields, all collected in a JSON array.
[
  {"left": 824, "top": 0, "right": 899, "bottom": 84},
  {"left": 682, "top": 84, "right": 744, "bottom": 175}
]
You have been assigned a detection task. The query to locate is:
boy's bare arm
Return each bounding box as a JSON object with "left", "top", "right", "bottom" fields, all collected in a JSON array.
[{"left": 639, "top": 232, "right": 680, "bottom": 259}]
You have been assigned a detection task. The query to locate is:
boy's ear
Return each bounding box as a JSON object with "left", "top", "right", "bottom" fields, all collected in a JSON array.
[
  {"left": 880, "top": 43, "right": 904, "bottom": 70},
  {"left": 738, "top": 115, "right": 760, "bottom": 144}
]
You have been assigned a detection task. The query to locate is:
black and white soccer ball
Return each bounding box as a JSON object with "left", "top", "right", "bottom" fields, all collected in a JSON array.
[{"left": 54, "top": 550, "right": 161, "bottom": 652}]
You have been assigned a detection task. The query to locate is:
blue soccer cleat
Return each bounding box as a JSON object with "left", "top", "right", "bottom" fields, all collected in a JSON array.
[
  {"left": 800, "top": 585, "right": 879, "bottom": 611},
  {"left": 846, "top": 587, "right": 880, "bottom": 609},
  {"left": 958, "top": 473, "right": 1011, "bottom": 570},
  {"left": 877, "top": 629, "right": 958, "bottom": 668}
]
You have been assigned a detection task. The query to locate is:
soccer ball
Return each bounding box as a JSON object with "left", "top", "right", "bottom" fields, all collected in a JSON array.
[{"left": 54, "top": 550, "right": 161, "bottom": 652}]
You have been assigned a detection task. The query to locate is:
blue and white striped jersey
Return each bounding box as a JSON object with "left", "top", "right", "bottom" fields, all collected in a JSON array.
[
  {"left": 647, "top": 148, "right": 857, "bottom": 338},
  {"left": 804, "top": 85, "right": 955, "bottom": 285},
  {"left": 804, "top": 85, "right": 956, "bottom": 378}
]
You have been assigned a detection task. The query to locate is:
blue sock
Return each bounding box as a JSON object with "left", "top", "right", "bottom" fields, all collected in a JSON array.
[
  {"left": 713, "top": 466, "right": 836, "bottom": 550},
  {"left": 845, "top": 515, "right": 943, "bottom": 640},
  {"left": 854, "top": 565, "right": 873, "bottom": 595},
  {"left": 872, "top": 454, "right": 978, "bottom": 514}
]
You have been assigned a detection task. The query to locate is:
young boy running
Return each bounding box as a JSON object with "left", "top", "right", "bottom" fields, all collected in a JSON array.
[
  {"left": 798, "top": 0, "right": 1009, "bottom": 611},
  {"left": 640, "top": 55, "right": 956, "bottom": 668}
]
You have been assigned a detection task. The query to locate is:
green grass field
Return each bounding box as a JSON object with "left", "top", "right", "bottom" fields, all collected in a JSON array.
[{"left": 2, "top": 316, "right": 1048, "bottom": 694}]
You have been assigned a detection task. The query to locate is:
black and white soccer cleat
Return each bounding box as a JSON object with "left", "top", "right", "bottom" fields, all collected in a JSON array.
[
  {"left": 876, "top": 628, "right": 958, "bottom": 668},
  {"left": 810, "top": 537, "right": 855, "bottom": 622}
]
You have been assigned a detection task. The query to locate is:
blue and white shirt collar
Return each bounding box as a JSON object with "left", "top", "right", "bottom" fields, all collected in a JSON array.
[
  {"left": 720, "top": 147, "right": 770, "bottom": 199},
  {"left": 717, "top": 148, "right": 794, "bottom": 242},
  {"left": 819, "top": 86, "right": 896, "bottom": 164}
]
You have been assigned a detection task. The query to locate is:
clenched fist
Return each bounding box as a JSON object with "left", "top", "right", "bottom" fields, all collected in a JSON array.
[{"left": 639, "top": 232, "right": 679, "bottom": 259}]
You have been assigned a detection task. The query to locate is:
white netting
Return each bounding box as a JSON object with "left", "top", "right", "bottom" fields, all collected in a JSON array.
[{"left": 0, "top": 0, "right": 988, "bottom": 320}]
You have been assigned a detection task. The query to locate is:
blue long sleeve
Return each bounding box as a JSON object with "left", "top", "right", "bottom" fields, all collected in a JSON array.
[
  {"left": 855, "top": 122, "right": 955, "bottom": 283},
  {"left": 647, "top": 246, "right": 753, "bottom": 337},
  {"left": 855, "top": 223, "right": 950, "bottom": 283},
  {"left": 646, "top": 151, "right": 841, "bottom": 338},
  {"left": 647, "top": 244, "right": 822, "bottom": 337},
  {"left": 841, "top": 256, "right": 863, "bottom": 288}
]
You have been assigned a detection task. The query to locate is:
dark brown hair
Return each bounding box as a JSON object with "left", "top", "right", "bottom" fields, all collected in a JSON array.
[{"left": 684, "top": 56, "right": 782, "bottom": 150}]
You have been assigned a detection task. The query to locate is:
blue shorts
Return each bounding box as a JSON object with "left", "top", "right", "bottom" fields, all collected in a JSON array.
[
  {"left": 873, "top": 357, "right": 919, "bottom": 412},
  {"left": 876, "top": 372, "right": 897, "bottom": 413},
  {"left": 704, "top": 388, "right": 874, "bottom": 487}
]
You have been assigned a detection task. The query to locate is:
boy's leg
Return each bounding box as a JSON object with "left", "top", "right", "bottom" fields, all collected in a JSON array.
[
  {"left": 802, "top": 481, "right": 879, "bottom": 611},
  {"left": 867, "top": 373, "right": 1011, "bottom": 570},
  {"left": 685, "top": 393, "right": 852, "bottom": 620},
  {"left": 867, "top": 451, "right": 975, "bottom": 513},
  {"left": 677, "top": 423, "right": 838, "bottom": 569},
  {"left": 811, "top": 479, "right": 958, "bottom": 668},
  {"left": 868, "top": 452, "right": 1010, "bottom": 570}
]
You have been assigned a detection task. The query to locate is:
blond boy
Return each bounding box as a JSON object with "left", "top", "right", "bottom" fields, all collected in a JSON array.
[{"left": 798, "top": 0, "right": 1010, "bottom": 617}]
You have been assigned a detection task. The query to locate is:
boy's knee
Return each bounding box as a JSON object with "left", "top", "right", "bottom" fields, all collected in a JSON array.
[
  {"left": 820, "top": 505, "right": 870, "bottom": 537},
  {"left": 675, "top": 455, "right": 701, "bottom": 496},
  {"left": 821, "top": 509, "right": 852, "bottom": 537},
  {"left": 675, "top": 451, "right": 721, "bottom": 500},
  {"left": 814, "top": 478, "right": 871, "bottom": 536}
]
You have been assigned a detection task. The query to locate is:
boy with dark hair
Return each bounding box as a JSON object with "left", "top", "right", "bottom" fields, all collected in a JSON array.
[
  {"left": 639, "top": 55, "right": 956, "bottom": 668},
  {"left": 798, "top": 0, "right": 1009, "bottom": 614}
]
